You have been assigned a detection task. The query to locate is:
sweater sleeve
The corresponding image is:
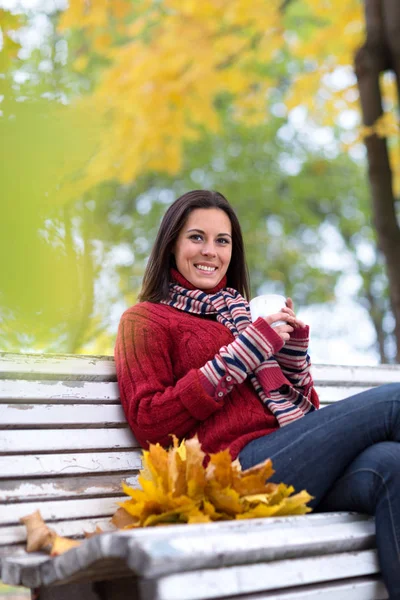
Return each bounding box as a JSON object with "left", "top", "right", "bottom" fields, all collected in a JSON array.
[
  {"left": 273, "top": 325, "right": 315, "bottom": 399},
  {"left": 199, "top": 317, "right": 285, "bottom": 398},
  {"left": 115, "top": 310, "right": 225, "bottom": 449}
]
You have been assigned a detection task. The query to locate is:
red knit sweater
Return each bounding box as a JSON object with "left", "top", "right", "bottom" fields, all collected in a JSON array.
[{"left": 114, "top": 280, "right": 319, "bottom": 459}]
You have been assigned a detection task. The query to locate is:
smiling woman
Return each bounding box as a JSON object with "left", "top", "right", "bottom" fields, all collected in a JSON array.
[{"left": 114, "top": 189, "right": 400, "bottom": 599}]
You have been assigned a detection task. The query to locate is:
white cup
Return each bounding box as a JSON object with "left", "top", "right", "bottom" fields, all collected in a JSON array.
[{"left": 249, "top": 294, "right": 287, "bottom": 326}]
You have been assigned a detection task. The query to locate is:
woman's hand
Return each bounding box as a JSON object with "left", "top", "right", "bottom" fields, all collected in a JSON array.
[
  {"left": 263, "top": 312, "right": 295, "bottom": 343},
  {"left": 262, "top": 298, "right": 306, "bottom": 343},
  {"left": 281, "top": 297, "right": 306, "bottom": 329}
]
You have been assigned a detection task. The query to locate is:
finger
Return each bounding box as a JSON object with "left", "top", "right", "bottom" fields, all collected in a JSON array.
[
  {"left": 281, "top": 307, "right": 295, "bottom": 318},
  {"left": 273, "top": 324, "right": 294, "bottom": 335},
  {"left": 286, "top": 297, "right": 294, "bottom": 310},
  {"left": 265, "top": 312, "right": 295, "bottom": 326},
  {"left": 294, "top": 320, "right": 306, "bottom": 329}
]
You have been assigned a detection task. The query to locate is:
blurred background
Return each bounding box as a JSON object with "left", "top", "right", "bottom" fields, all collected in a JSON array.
[{"left": 1, "top": 0, "right": 400, "bottom": 366}]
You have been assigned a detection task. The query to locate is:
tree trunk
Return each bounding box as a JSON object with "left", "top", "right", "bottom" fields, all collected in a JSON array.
[{"left": 354, "top": 0, "right": 400, "bottom": 362}]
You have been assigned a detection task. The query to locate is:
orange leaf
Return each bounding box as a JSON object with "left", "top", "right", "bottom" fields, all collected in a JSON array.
[
  {"left": 206, "top": 449, "right": 233, "bottom": 489},
  {"left": 168, "top": 443, "right": 187, "bottom": 497},
  {"left": 20, "top": 510, "right": 56, "bottom": 553},
  {"left": 206, "top": 484, "right": 243, "bottom": 516},
  {"left": 147, "top": 443, "right": 169, "bottom": 492},
  {"left": 185, "top": 437, "right": 206, "bottom": 499},
  {"left": 50, "top": 536, "right": 81, "bottom": 556},
  {"left": 111, "top": 507, "right": 139, "bottom": 529},
  {"left": 232, "top": 458, "right": 275, "bottom": 495}
]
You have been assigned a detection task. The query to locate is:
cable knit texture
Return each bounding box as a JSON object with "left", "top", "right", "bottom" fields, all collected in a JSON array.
[{"left": 115, "top": 278, "right": 320, "bottom": 459}]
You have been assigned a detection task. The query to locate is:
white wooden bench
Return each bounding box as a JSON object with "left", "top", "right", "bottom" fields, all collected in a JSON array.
[{"left": 1, "top": 352, "right": 399, "bottom": 600}]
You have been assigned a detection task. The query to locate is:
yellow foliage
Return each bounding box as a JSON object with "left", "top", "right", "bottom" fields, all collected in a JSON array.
[
  {"left": 56, "top": 0, "right": 291, "bottom": 187},
  {"left": 53, "top": 0, "right": 377, "bottom": 187},
  {"left": 117, "top": 436, "right": 313, "bottom": 527}
]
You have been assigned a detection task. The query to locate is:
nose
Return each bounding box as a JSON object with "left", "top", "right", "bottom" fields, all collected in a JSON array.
[{"left": 201, "top": 244, "right": 216, "bottom": 257}]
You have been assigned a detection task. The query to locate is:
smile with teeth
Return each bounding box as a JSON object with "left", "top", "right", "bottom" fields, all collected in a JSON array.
[{"left": 195, "top": 264, "right": 217, "bottom": 272}]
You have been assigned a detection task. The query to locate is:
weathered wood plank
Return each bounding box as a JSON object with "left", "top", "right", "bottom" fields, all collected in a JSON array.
[
  {"left": 0, "top": 473, "right": 138, "bottom": 503},
  {"left": 1, "top": 517, "right": 115, "bottom": 546},
  {"left": 119, "top": 515, "right": 376, "bottom": 578},
  {"left": 0, "top": 496, "right": 124, "bottom": 526},
  {"left": 0, "top": 428, "right": 137, "bottom": 453},
  {"left": 0, "top": 353, "right": 116, "bottom": 381},
  {"left": 212, "top": 577, "right": 388, "bottom": 599},
  {"left": 141, "top": 550, "right": 380, "bottom": 600},
  {"left": 0, "top": 380, "right": 119, "bottom": 403},
  {"left": 1, "top": 404, "right": 126, "bottom": 428},
  {"left": 0, "top": 450, "right": 141, "bottom": 479},
  {"left": 312, "top": 363, "right": 400, "bottom": 386}
]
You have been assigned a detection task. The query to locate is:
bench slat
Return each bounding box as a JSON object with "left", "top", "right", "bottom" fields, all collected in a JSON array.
[
  {"left": 312, "top": 364, "right": 400, "bottom": 386},
  {"left": 1, "top": 404, "right": 126, "bottom": 427},
  {"left": 0, "top": 428, "right": 137, "bottom": 453},
  {"left": 221, "top": 576, "right": 388, "bottom": 600},
  {"left": 239, "top": 578, "right": 386, "bottom": 600},
  {"left": 0, "top": 354, "right": 116, "bottom": 381},
  {"left": 1, "top": 473, "right": 138, "bottom": 502},
  {"left": 0, "top": 496, "right": 124, "bottom": 527},
  {"left": 144, "top": 550, "right": 380, "bottom": 600},
  {"left": 0, "top": 450, "right": 141, "bottom": 479},
  {"left": 0, "top": 380, "right": 119, "bottom": 403}
]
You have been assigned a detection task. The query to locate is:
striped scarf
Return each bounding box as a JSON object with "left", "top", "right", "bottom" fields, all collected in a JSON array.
[{"left": 161, "top": 274, "right": 315, "bottom": 427}]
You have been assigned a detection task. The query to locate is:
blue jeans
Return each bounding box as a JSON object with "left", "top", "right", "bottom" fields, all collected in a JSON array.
[{"left": 238, "top": 383, "right": 400, "bottom": 600}]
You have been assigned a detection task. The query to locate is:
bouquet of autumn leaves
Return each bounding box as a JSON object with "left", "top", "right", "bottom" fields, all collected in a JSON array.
[
  {"left": 21, "top": 436, "right": 312, "bottom": 555},
  {"left": 116, "top": 436, "right": 312, "bottom": 526}
]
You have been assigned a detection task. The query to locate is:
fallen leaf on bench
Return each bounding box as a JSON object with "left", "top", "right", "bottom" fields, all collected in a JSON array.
[
  {"left": 115, "top": 435, "right": 313, "bottom": 527},
  {"left": 51, "top": 536, "right": 81, "bottom": 556},
  {"left": 20, "top": 510, "right": 57, "bottom": 553},
  {"left": 20, "top": 510, "right": 82, "bottom": 555}
]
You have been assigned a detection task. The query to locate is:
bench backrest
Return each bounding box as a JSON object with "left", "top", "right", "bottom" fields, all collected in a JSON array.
[{"left": 1, "top": 352, "right": 400, "bottom": 556}]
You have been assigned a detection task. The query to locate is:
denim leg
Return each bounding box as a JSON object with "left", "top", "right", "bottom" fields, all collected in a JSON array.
[
  {"left": 238, "top": 383, "right": 400, "bottom": 597},
  {"left": 318, "top": 442, "right": 400, "bottom": 600},
  {"left": 239, "top": 383, "right": 400, "bottom": 504}
]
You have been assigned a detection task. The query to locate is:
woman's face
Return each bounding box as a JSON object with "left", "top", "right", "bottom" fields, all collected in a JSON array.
[{"left": 173, "top": 208, "right": 233, "bottom": 289}]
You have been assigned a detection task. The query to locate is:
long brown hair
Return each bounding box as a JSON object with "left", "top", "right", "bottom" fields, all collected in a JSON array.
[{"left": 139, "top": 190, "right": 250, "bottom": 302}]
